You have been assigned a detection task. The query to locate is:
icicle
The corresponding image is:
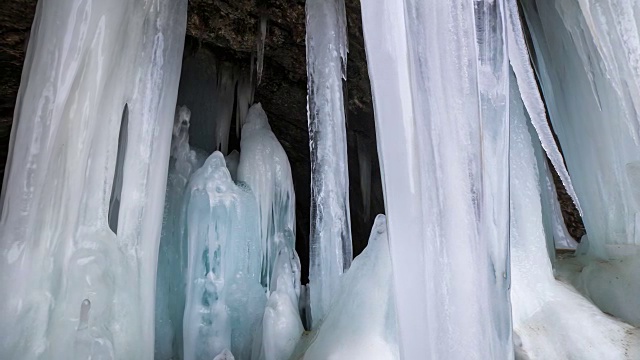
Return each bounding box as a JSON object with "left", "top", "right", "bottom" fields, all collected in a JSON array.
[
  {"left": 361, "top": 0, "right": 513, "bottom": 358},
  {"left": 177, "top": 52, "right": 237, "bottom": 154},
  {"left": 256, "top": 16, "right": 268, "bottom": 86},
  {"left": 0, "top": 0, "right": 187, "bottom": 358},
  {"left": 505, "top": 0, "right": 583, "bottom": 216},
  {"left": 236, "top": 72, "right": 254, "bottom": 138},
  {"left": 214, "top": 64, "right": 238, "bottom": 154},
  {"left": 356, "top": 134, "right": 371, "bottom": 221},
  {"left": 305, "top": 0, "right": 353, "bottom": 329}
]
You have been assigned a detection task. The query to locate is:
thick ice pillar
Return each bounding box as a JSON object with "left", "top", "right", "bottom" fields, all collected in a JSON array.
[
  {"left": 305, "top": 0, "right": 353, "bottom": 328},
  {"left": 0, "top": 0, "right": 187, "bottom": 358},
  {"left": 361, "top": 0, "right": 512, "bottom": 358}
]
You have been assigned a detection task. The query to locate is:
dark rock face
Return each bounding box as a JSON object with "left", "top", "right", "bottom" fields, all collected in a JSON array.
[{"left": 0, "top": 0, "right": 583, "bottom": 278}]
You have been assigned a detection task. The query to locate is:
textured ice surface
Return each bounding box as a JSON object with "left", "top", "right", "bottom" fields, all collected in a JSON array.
[
  {"left": 0, "top": 0, "right": 187, "bottom": 358},
  {"left": 509, "top": 71, "right": 640, "bottom": 359},
  {"left": 520, "top": 0, "right": 640, "bottom": 328},
  {"left": 183, "top": 152, "right": 265, "bottom": 360},
  {"left": 305, "top": 0, "right": 353, "bottom": 328},
  {"left": 506, "top": 0, "right": 582, "bottom": 215},
  {"left": 521, "top": 0, "right": 640, "bottom": 256},
  {"left": 361, "top": 0, "right": 513, "bottom": 358},
  {"left": 237, "top": 103, "right": 297, "bottom": 290},
  {"left": 300, "top": 215, "right": 399, "bottom": 360}
]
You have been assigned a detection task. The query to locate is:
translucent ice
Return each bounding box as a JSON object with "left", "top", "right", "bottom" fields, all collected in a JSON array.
[
  {"left": 305, "top": 0, "right": 353, "bottom": 328},
  {"left": 0, "top": 0, "right": 187, "bottom": 358},
  {"left": 237, "top": 103, "right": 297, "bottom": 290},
  {"left": 183, "top": 152, "right": 264, "bottom": 360},
  {"left": 361, "top": 0, "right": 513, "bottom": 358},
  {"left": 299, "top": 215, "right": 399, "bottom": 360}
]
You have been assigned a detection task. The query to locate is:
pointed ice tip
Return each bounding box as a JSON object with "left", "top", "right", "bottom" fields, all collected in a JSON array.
[
  {"left": 372, "top": 214, "right": 387, "bottom": 235},
  {"left": 244, "top": 103, "right": 269, "bottom": 129},
  {"left": 204, "top": 151, "right": 227, "bottom": 168}
]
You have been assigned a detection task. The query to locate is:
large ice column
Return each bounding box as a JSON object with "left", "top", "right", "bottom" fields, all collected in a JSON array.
[
  {"left": 183, "top": 152, "right": 265, "bottom": 360},
  {"left": 305, "top": 0, "right": 353, "bottom": 328},
  {"left": 237, "top": 103, "right": 297, "bottom": 289},
  {"left": 508, "top": 71, "right": 640, "bottom": 359},
  {"left": 0, "top": 0, "right": 186, "bottom": 358},
  {"left": 520, "top": 0, "right": 640, "bottom": 256},
  {"left": 361, "top": 0, "right": 512, "bottom": 358},
  {"left": 299, "top": 215, "right": 399, "bottom": 360}
]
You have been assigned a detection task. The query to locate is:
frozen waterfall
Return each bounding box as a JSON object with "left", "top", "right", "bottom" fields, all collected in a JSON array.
[{"left": 3, "top": 0, "right": 640, "bottom": 358}]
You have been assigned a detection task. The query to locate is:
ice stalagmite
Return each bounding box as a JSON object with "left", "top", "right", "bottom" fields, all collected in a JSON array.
[
  {"left": 236, "top": 103, "right": 302, "bottom": 360},
  {"left": 508, "top": 71, "right": 640, "bottom": 359},
  {"left": 520, "top": 0, "right": 640, "bottom": 327},
  {"left": 305, "top": 0, "right": 352, "bottom": 328},
  {"left": 183, "top": 152, "right": 265, "bottom": 360},
  {"left": 237, "top": 103, "right": 296, "bottom": 289},
  {"left": 299, "top": 215, "right": 399, "bottom": 360},
  {"left": 0, "top": 0, "right": 187, "bottom": 358},
  {"left": 361, "top": 0, "right": 512, "bottom": 358}
]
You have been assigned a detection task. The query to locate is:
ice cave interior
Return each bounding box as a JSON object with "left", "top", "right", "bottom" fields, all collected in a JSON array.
[{"left": 0, "top": 0, "right": 640, "bottom": 359}]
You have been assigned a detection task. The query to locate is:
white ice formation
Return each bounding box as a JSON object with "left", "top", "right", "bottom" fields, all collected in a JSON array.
[
  {"left": 305, "top": 0, "right": 353, "bottom": 328},
  {"left": 0, "top": 0, "right": 187, "bottom": 358},
  {"left": 361, "top": 0, "right": 512, "bottom": 358},
  {"left": 298, "top": 215, "right": 399, "bottom": 360}
]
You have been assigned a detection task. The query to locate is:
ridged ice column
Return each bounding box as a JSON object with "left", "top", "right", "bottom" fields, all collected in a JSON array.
[
  {"left": 0, "top": 0, "right": 187, "bottom": 358},
  {"left": 361, "top": 0, "right": 513, "bottom": 358},
  {"left": 305, "top": 0, "right": 353, "bottom": 328}
]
